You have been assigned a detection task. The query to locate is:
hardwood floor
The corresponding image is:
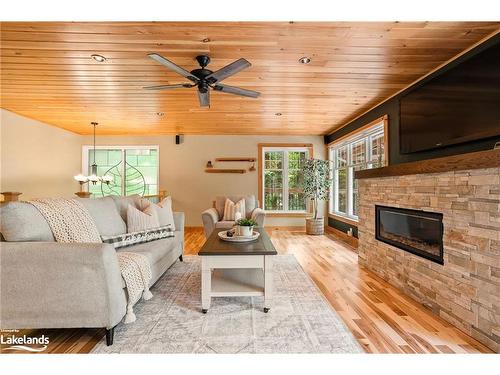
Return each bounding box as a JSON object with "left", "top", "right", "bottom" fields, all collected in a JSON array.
[
  {"left": 189, "top": 227, "right": 492, "bottom": 353},
  {"left": 2, "top": 227, "right": 492, "bottom": 354}
]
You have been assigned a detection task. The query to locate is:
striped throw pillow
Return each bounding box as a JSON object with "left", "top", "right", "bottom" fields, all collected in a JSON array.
[
  {"left": 223, "top": 198, "right": 246, "bottom": 221},
  {"left": 127, "top": 204, "right": 160, "bottom": 233}
]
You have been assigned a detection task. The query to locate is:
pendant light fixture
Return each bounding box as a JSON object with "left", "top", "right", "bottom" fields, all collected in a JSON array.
[
  {"left": 74, "top": 122, "right": 113, "bottom": 188},
  {"left": 89, "top": 121, "right": 100, "bottom": 182}
]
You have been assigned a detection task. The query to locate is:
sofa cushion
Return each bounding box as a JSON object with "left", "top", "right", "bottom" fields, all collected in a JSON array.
[
  {"left": 118, "top": 235, "right": 181, "bottom": 265},
  {"left": 110, "top": 195, "right": 143, "bottom": 222},
  {"left": 77, "top": 197, "right": 127, "bottom": 236},
  {"left": 0, "top": 202, "right": 55, "bottom": 242},
  {"left": 215, "top": 195, "right": 256, "bottom": 219}
]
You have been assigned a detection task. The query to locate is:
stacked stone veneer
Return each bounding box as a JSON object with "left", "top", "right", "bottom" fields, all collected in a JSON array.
[{"left": 358, "top": 167, "right": 500, "bottom": 352}]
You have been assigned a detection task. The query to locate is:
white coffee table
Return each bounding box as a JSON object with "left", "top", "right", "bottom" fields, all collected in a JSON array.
[{"left": 198, "top": 227, "right": 277, "bottom": 313}]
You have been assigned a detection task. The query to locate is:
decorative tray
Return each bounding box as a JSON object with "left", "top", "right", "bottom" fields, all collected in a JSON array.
[{"left": 218, "top": 230, "right": 260, "bottom": 243}]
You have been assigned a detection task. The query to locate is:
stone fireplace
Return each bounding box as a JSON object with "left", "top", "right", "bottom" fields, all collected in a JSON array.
[
  {"left": 356, "top": 150, "right": 500, "bottom": 352},
  {"left": 375, "top": 205, "right": 444, "bottom": 265}
]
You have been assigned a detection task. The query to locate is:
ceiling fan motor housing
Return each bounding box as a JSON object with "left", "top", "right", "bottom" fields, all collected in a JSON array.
[
  {"left": 195, "top": 55, "right": 211, "bottom": 68},
  {"left": 192, "top": 55, "right": 215, "bottom": 92}
]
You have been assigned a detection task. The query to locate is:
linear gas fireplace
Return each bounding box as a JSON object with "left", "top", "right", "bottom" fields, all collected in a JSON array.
[{"left": 375, "top": 205, "right": 444, "bottom": 264}]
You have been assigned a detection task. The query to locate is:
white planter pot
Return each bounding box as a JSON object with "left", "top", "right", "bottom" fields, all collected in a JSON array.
[{"left": 236, "top": 225, "right": 253, "bottom": 237}]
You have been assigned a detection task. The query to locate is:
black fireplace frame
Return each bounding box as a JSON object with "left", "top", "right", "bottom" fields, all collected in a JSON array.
[{"left": 375, "top": 205, "right": 444, "bottom": 265}]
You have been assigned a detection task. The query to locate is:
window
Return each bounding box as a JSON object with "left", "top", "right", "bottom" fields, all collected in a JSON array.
[
  {"left": 328, "top": 117, "right": 387, "bottom": 221},
  {"left": 259, "top": 144, "right": 312, "bottom": 213},
  {"left": 82, "top": 146, "right": 159, "bottom": 198}
]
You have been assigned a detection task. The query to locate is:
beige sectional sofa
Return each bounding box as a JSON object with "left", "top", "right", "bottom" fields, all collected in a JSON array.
[{"left": 0, "top": 195, "right": 184, "bottom": 345}]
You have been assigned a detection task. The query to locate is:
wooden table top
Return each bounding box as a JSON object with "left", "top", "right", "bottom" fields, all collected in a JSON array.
[{"left": 198, "top": 227, "right": 277, "bottom": 256}]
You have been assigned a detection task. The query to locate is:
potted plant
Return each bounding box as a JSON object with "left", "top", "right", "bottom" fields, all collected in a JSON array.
[
  {"left": 302, "top": 158, "right": 332, "bottom": 235},
  {"left": 235, "top": 218, "right": 258, "bottom": 237}
]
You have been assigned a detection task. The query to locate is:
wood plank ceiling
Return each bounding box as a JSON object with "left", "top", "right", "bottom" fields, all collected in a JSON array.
[{"left": 1, "top": 22, "right": 499, "bottom": 135}]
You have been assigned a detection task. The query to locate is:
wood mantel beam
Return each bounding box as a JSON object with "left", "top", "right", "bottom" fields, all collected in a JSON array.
[{"left": 355, "top": 149, "right": 500, "bottom": 179}]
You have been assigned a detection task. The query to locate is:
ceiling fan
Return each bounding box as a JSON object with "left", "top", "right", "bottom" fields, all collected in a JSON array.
[{"left": 143, "top": 54, "right": 261, "bottom": 107}]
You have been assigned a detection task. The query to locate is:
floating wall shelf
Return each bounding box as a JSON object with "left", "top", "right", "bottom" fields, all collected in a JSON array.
[
  {"left": 205, "top": 168, "right": 247, "bottom": 174},
  {"left": 205, "top": 156, "right": 257, "bottom": 174}
]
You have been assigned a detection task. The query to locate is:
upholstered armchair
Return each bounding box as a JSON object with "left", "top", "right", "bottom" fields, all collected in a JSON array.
[{"left": 201, "top": 195, "right": 266, "bottom": 238}]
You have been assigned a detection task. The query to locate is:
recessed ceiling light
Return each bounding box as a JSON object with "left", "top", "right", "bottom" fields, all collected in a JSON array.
[
  {"left": 91, "top": 54, "right": 106, "bottom": 62},
  {"left": 275, "top": 112, "right": 282, "bottom": 116},
  {"left": 299, "top": 56, "right": 311, "bottom": 64}
]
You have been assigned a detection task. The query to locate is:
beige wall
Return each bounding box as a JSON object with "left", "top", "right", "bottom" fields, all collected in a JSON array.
[
  {"left": 1, "top": 109, "right": 326, "bottom": 226},
  {"left": 0, "top": 109, "right": 81, "bottom": 200},
  {"left": 79, "top": 135, "right": 326, "bottom": 226}
]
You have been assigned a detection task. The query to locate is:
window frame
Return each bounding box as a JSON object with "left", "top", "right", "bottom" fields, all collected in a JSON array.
[
  {"left": 328, "top": 116, "right": 388, "bottom": 222},
  {"left": 258, "top": 143, "right": 313, "bottom": 216},
  {"left": 81, "top": 145, "right": 160, "bottom": 196}
]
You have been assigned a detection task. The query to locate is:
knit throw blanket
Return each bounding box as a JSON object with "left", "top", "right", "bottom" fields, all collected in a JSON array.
[
  {"left": 30, "top": 198, "right": 152, "bottom": 324},
  {"left": 30, "top": 198, "right": 101, "bottom": 243}
]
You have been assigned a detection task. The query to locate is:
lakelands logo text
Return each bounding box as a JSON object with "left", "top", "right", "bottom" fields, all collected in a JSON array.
[{"left": 1, "top": 333, "right": 49, "bottom": 352}]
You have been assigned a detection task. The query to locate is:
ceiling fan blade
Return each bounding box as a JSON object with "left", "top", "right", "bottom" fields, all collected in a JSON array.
[
  {"left": 197, "top": 90, "right": 210, "bottom": 107},
  {"left": 143, "top": 83, "right": 194, "bottom": 90},
  {"left": 205, "top": 58, "right": 251, "bottom": 83},
  {"left": 148, "top": 53, "right": 199, "bottom": 82},
  {"left": 213, "top": 84, "right": 260, "bottom": 98}
]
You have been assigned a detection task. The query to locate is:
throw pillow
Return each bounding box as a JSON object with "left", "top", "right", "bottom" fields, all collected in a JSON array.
[
  {"left": 127, "top": 204, "right": 160, "bottom": 233},
  {"left": 138, "top": 196, "right": 176, "bottom": 231},
  {"left": 102, "top": 225, "right": 174, "bottom": 249},
  {"left": 223, "top": 198, "right": 246, "bottom": 221}
]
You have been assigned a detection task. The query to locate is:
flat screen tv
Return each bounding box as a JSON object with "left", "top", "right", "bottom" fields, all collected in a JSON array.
[{"left": 399, "top": 41, "right": 500, "bottom": 154}]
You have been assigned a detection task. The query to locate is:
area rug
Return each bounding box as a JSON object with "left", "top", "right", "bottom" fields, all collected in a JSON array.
[{"left": 91, "top": 255, "right": 363, "bottom": 353}]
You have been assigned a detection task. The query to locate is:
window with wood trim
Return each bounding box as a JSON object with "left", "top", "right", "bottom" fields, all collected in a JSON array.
[
  {"left": 259, "top": 144, "right": 312, "bottom": 213},
  {"left": 328, "top": 118, "right": 387, "bottom": 221}
]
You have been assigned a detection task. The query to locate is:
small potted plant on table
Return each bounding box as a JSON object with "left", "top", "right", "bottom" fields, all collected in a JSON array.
[
  {"left": 235, "top": 218, "right": 258, "bottom": 237},
  {"left": 303, "top": 158, "right": 332, "bottom": 235}
]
